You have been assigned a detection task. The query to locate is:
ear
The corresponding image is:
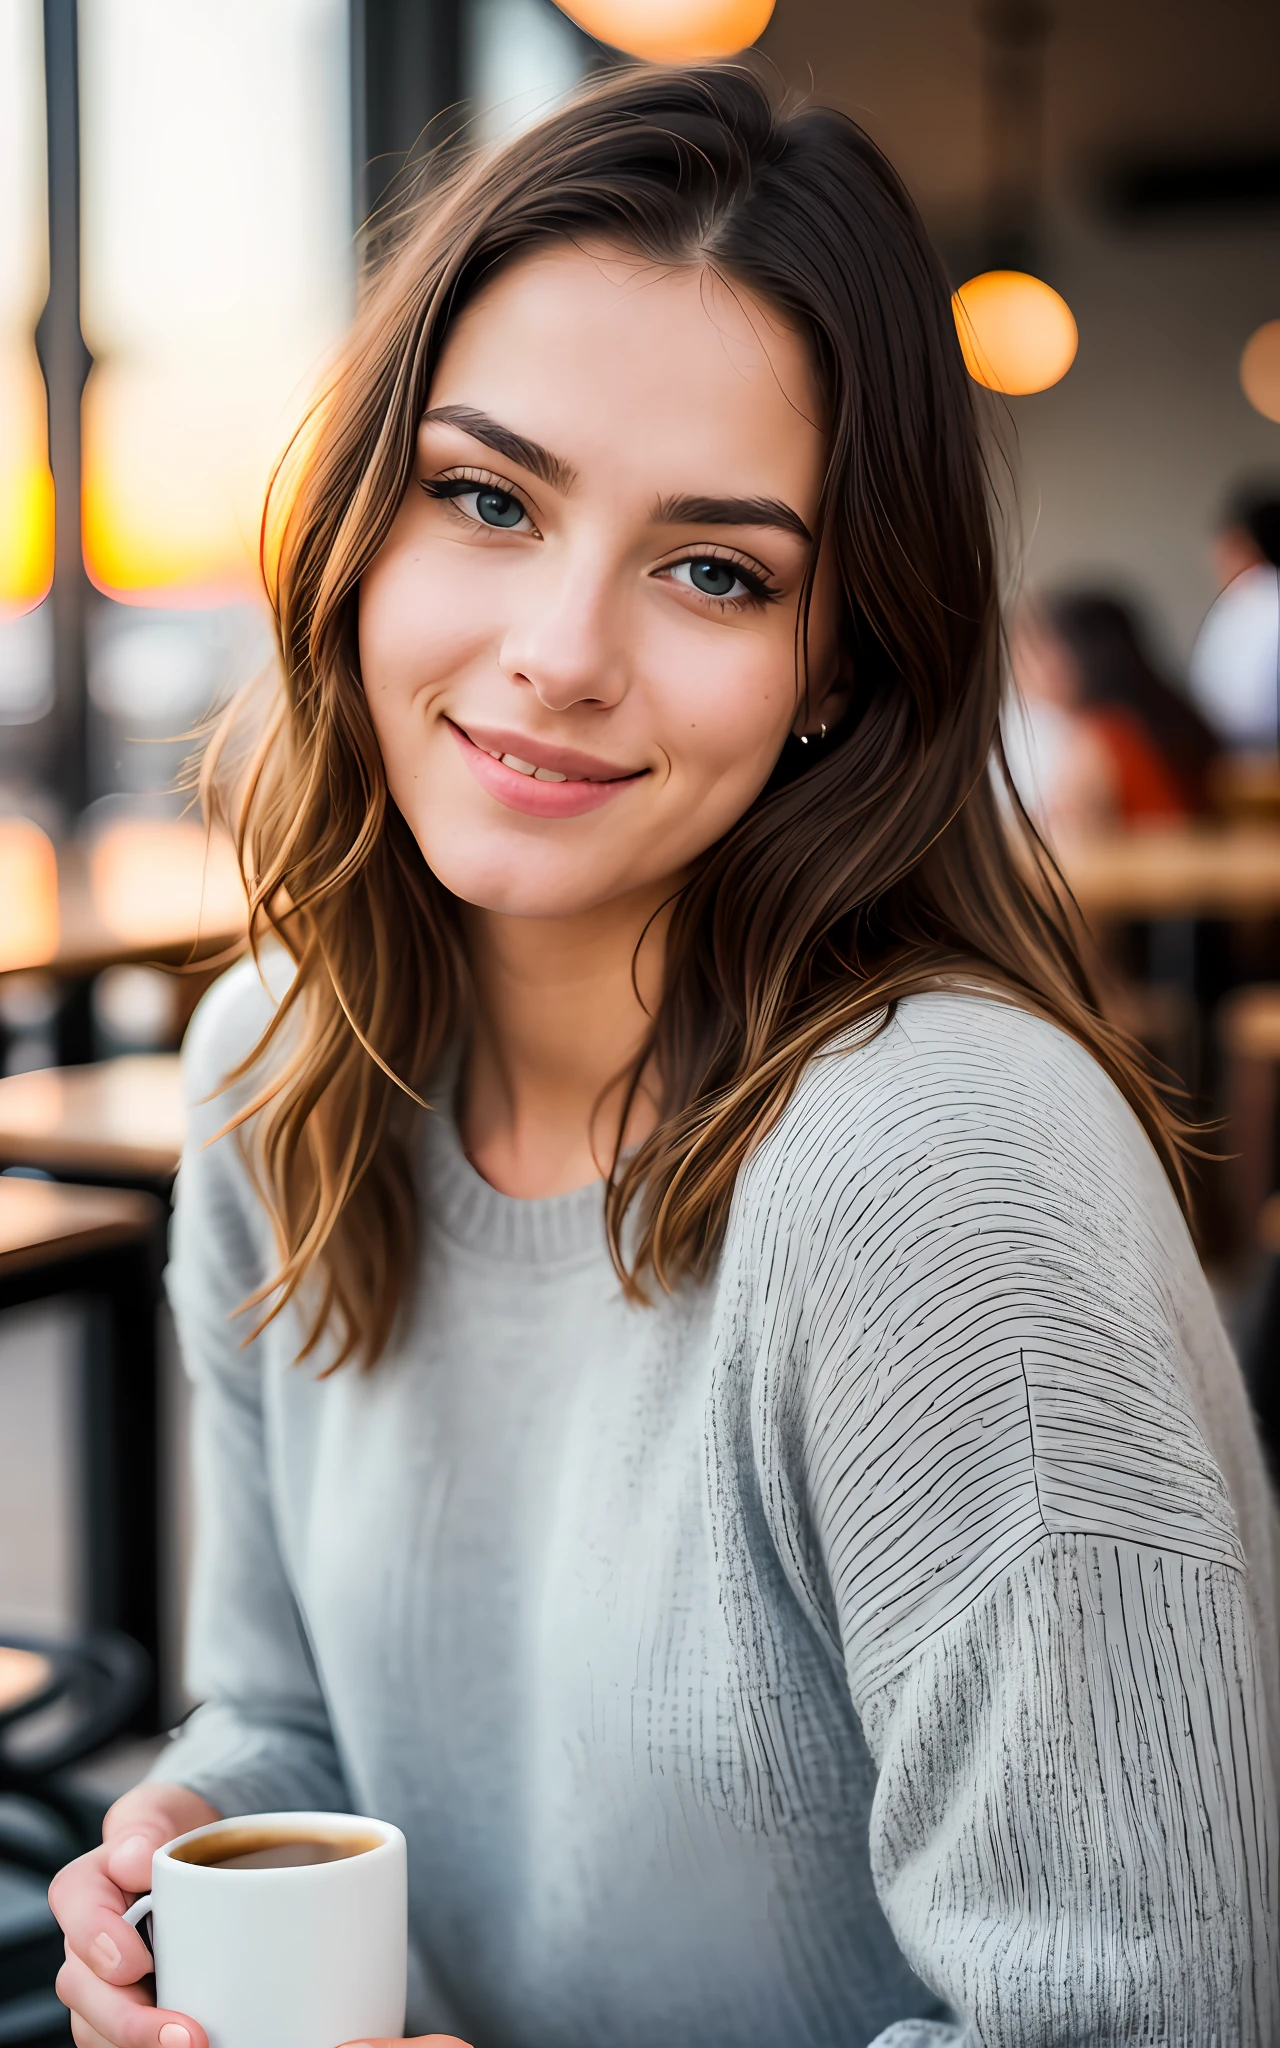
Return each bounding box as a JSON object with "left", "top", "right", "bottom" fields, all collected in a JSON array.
[
  {"left": 791, "top": 537, "right": 853, "bottom": 739},
  {"left": 789, "top": 650, "right": 855, "bottom": 741}
]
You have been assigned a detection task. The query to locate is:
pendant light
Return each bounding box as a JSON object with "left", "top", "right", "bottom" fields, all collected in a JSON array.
[
  {"left": 954, "top": 3, "right": 1076, "bottom": 396},
  {"left": 1240, "top": 320, "right": 1280, "bottom": 425},
  {"left": 552, "top": 0, "right": 774, "bottom": 63},
  {"left": 953, "top": 269, "right": 1077, "bottom": 394}
]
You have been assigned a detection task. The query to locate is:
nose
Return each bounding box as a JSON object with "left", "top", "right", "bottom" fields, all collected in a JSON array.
[{"left": 496, "top": 541, "right": 628, "bottom": 713}]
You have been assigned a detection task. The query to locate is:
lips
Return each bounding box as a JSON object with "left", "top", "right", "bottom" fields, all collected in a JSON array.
[{"left": 446, "top": 720, "right": 647, "bottom": 820}]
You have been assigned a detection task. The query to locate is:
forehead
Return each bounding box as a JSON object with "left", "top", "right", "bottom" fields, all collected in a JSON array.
[{"left": 427, "top": 241, "right": 826, "bottom": 510}]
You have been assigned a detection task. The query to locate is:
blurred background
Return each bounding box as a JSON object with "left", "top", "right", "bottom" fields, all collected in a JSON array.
[{"left": 0, "top": 0, "right": 1278, "bottom": 2036}]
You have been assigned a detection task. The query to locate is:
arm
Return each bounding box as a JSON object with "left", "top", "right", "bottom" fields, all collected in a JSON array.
[
  {"left": 50, "top": 963, "right": 348, "bottom": 2048},
  {"left": 753, "top": 1000, "right": 1279, "bottom": 2044},
  {"left": 860, "top": 1534, "right": 1274, "bottom": 2047},
  {"left": 151, "top": 960, "right": 349, "bottom": 1816}
]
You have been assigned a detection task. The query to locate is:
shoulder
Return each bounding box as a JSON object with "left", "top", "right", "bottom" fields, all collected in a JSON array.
[
  {"left": 181, "top": 945, "right": 296, "bottom": 1135},
  {"left": 730, "top": 991, "right": 1249, "bottom": 1697},
  {"left": 731, "top": 985, "right": 1193, "bottom": 1379},
  {"left": 737, "top": 987, "right": 1177, "bottom": 1255},
  {"left": 1190, "top": 568, "right": 1279, "bottom": 731},
  {"left": 171, "top": 948, "right": 296, "bottom": 1296}
]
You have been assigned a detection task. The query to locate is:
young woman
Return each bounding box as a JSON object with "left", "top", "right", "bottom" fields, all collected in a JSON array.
[{"left": 52, "top": 64, "right": 1278, "bottom": 2048}]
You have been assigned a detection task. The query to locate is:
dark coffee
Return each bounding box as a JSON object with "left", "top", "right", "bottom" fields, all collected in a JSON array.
[{"left": 171, "top": 1826, "right": 381, "bottom": 1871}]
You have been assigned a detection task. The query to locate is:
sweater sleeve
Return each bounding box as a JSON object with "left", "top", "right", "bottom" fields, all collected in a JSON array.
[
  {"left": 148, "top": 958, "right": 350, "bottom": 1818},
  {"left": 748, "top": 998, "right": 1280, "bottom": 2046}
]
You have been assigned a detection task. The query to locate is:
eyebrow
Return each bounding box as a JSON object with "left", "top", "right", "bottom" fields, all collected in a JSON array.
[
  {"left": 653, "top": 492, "right": 813, "bottom": 545},
  {"left": 420, "top": 407, "right": 812, "bottom": 545},
  {"left": 420, "top": 405, "right": 575, "bottom": 491}
]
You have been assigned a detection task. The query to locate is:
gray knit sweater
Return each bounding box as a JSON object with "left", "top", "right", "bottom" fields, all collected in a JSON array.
[{"left": 155, "top": 957, "right": 1279, "bottom": 2047}]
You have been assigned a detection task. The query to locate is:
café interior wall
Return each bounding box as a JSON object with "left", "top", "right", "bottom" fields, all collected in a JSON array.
[
  {"left": 757, "top": 0, "right": 1280, "bottom": 675},
  {"left": 1002, "top": 209, "right": 1280, "bottom": 670}
]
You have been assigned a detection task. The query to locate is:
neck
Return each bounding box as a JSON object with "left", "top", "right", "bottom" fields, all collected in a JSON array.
[{"left": 457, "top": 884, "right": 672, "bottom": 1198}]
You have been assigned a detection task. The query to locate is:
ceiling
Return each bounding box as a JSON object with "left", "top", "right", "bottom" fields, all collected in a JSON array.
[{"left": 757, "top": 0, "right": 1280, "bottom": 227}]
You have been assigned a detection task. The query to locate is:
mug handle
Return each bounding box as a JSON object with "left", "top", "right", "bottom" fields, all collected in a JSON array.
[{"left": 123, "top": 1894, "right": 154, "bottom": 1958}]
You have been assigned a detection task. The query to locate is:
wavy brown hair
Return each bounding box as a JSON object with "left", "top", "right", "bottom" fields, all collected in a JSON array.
[{"left": 205, "top": 61, "right": 1189, "bottom": 1368}]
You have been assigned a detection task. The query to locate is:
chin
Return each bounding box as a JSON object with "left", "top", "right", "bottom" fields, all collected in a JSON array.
[{"left": 418, "top": 835, "right": 641, "bottom": 921}]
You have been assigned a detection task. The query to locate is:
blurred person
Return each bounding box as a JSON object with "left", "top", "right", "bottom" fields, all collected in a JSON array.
[
  {"left": 1049, "top": 591, "right": 1218, "bottom": 816},
  {"left": 48, "top": 67, "right": 1279, "bottom": 2048},
  {"left": 1005, "top": 600, "right": 1121, "bottom": 842},
  {"left": 1008, "top": 593, "right": 1216, "bottom": 844},
  {"left": 1189, "top": 484, "right": 1280, "bottom": 751}
]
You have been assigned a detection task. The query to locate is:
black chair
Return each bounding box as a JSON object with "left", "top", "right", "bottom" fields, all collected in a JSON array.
[
  {"left": 0, "top": 1179, "right": 167, "bottom": 1731},
  {"left": 0, "top": 1632, "right": 151, "bottom": 2048}
]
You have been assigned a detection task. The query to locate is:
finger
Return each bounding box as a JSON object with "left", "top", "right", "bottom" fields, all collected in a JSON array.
[
  {"left": 102, "top": 1830, "right": 164, "bottom": 1897},
  {"left": 57, "top": 1948, "right": 208, "bottom": 2048},
  {"left": 71, "top": 2013, "right": 115, "bottom": 2048},
  {"left": 49, "top": 1851, "right": 156, "bottom": 1985}
]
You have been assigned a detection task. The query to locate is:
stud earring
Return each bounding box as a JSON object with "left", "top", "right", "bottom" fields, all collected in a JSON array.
[{"left": 798, "top": 721, "right": 828, "bottom": 747}]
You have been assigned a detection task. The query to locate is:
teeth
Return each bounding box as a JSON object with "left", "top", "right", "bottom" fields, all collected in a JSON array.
[
  {"left": 497, "top": 753, "right": 571, "bottom": 784},
  {"left": 485, "top": 747, "right": 583, "bottom": 783}
]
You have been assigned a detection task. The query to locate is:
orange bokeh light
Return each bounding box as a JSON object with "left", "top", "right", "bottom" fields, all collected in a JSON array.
[
  {"left": 79, "top": 360, "right": 266, "bottom": 605},
  {"left": 89, "top": 818, "right": 248, "bottom": 945},
  {"left": 952, "top": 270, "right": 1078, "bottom": 396},
  {"left": 0, "top": 819, "right": 60, "bottom": 971},
  {"left": 75, "top": 3, "right": 354, "bottom": 607},
  {"left": 0, "top": 344, "right": 56, "bottom": 612},
  {"left": 1240, "top": 320, "right": 1280, "bottom": 426},
  {"left": 555, "top": 0, "right": 774, "bottom": 61},
  {"left": 0, "top": 459, "right": 55, "bottom": 611}
]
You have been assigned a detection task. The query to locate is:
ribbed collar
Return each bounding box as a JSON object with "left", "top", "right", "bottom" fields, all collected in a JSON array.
[{"left": 421, "top": 1102, "right": 609, "bottom": 1265}]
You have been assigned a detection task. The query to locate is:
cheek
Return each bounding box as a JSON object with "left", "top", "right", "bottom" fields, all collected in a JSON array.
[
  {"left": 357, "top": 541, "right": 492, "bottom": 728},
  {"left": 647, "top": 613, "right": 797, "bottom": 782}
]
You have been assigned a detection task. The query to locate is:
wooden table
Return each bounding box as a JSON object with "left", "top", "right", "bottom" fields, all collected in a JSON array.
[
  {"left": 1211, "top": 753, "right": 1280, "bottom": 823},
  {"left": 1055, "top": 824, "right": 1280, "bottom": 1120},
  {"left": 0, "top": 825, "right": 247, "bottom": 983},
  {"left": 0, "top": 846, "right": 245, "bottom": 1066},
  {"left": 0, "top": 1056, "right": 185, "bottom": 1182},
  {"left": 0, "top": 1179, "right": 158, "bottom": 1273},
  {"left": 0, "top": 1179, "right": 166, "bottom": 1728},
  {"left": 1062, "top": 823, "right": 1280, "bottom": 922},
  {"left": 49, "top": 862, "right": 245, "bottom": 980}
]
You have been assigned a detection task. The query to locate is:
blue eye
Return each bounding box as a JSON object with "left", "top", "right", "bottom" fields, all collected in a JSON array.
[
  {"left": 474, "top": 487, "right": 524, "bottom": 528},
  {"left": 689, "top": 559, "right": 739, "bottom": 597},
  {"left": 670, "top": 557, "right": 752, "bottom": 601}
]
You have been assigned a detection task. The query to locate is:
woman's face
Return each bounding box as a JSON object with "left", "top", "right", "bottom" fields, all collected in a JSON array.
[{"left": 358, "top": 241, "right": 837, "bottom": 921}]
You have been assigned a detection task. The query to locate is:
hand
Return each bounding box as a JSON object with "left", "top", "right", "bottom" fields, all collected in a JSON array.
[
  {"left": 49, "top": 1780, "right": 220, "bottom": 2048},
  {"left": 337, "top": 2039, "right": 473, "bottom": 2047}
]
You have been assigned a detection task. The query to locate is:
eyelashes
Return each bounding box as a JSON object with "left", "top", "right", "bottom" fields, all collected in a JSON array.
[
  {"left": 420, "top": 468, "right": 784, "bottom": 609},
  {"left": 667, "top": 555, "right": 781, "bottom": 606},
  {"left": 421, "top": 472, "right": 537, "bottom": 534}
]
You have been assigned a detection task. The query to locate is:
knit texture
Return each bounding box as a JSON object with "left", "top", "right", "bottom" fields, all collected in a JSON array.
[{"left": 155, "top": 960, "right": 1279, "bottom": 2046}]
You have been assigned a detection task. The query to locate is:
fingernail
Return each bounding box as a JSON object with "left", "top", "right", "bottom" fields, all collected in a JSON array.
[
  {"left": 159, "top": 2027, "right": 191, "bottom": 2048},
  {"left": 92, "top": 1931, "right": 122, "bottom": 1975},
  {"left": 113, "top": 1833, "right": 151, "bottom": 1864}
]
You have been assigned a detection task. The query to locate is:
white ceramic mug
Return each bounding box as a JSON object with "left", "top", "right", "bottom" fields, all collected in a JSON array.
[{"left": 123, "top": 1810, "right": 407, "bottom": 2048}]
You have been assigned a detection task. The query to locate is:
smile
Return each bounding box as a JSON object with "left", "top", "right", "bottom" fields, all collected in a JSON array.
[{"left": 447, "top": 720, "right": 647, "bottom": 819}]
